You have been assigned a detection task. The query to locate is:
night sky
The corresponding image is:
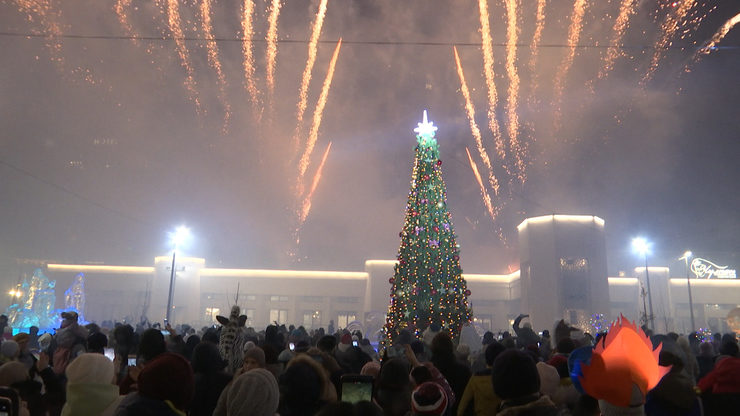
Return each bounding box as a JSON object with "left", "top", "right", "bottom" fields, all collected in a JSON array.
[{"left": 1, "top": 0, "right": 738, "bottom": 278}]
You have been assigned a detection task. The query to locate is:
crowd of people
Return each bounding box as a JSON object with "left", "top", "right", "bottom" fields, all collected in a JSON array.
[{"left": 0, "top": 311, "right": 737, "bottom": 415}]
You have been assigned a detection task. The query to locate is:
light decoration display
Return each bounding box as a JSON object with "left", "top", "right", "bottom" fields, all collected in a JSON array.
[
  {"left": 382, "top": 111, "right": 471, "bottom": 348},
  {"left": 690, "top": 258, "right": 737, "bottom": 279},
  {"left": 579, "top": 315, "right": 670, "bottom": 407}
]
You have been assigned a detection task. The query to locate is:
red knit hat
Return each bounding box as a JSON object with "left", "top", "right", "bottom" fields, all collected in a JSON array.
[
  {"left": 411, "top": 382, "right": 447, "bottom": 416},
  {"left": 340, "top": 333, "right": 352, "bottom": 344},
  {"left": 138, "top": 352, "right": 194, "bottom": 411}
]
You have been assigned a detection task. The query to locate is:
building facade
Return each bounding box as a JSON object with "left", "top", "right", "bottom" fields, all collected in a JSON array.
[{"left": 33, "top": 215, "right": 740, "bottom": 337}]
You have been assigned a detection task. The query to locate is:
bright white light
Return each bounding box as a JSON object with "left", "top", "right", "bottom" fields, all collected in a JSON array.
[
  {"left": 170, "top": 225, "right": 192, "bottom": 249},
  {"left": 679, "top": 250, "right": 692, "bottom": 261},
  {"left": 413, "top": 110, "right": 437, "bottom": 138},
  {"left": 631, "top": 237, "right": 652, "bottom": 257}
]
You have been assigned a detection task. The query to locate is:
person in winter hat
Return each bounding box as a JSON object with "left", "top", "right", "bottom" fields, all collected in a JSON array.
[
  {"left": 492, "top": 349, "right": 558, "bottom": 415},
  {"left": 411, "top": 382, "right": 448, "bottom": 416},
  {"left": 115, "top": 352, "right": 194, "bottom": 415},
  {"left": 190, "top": 342, "right": 231, "bottom": 416},
  {"left": 62, "top": 353, "right": 122, "bottom": 416},
  {"left": 213, "top": 368, "right": 279, "bottom": 416},
  {"left": 0, "top": 340, "right": 20, "bottom": 364},
  {"left": 242, "top": 345, "right": 266, "bottom": 372}
]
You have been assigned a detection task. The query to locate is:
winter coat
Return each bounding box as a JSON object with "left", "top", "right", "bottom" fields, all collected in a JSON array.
[{"left": 456, "top": 369, "right": 500, "bottom": 416}]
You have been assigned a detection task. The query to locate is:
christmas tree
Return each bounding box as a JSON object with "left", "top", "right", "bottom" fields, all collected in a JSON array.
[{"left": 382, "top": 111, "right": 471, "bottom": 347}]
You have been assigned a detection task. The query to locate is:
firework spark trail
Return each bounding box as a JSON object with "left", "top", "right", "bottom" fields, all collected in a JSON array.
[
  {"left": 299, "top": 142, "right": 332, "bottom": 224},
  {"left": 477, "top": 0, "right": 508, "bottom": 175},
  {"left": 297, "top": 39, "right": 342, "bottom": 187},
  {"left": 15, "top": 1, "right": 64, "bottom": 70},
  {"left": 504, "top": 0, "right": 524, "bottom": 182},
  {"left": 528, "top": 0, "right": 547, "bottom": 95},
  {"left": 265, "top": 0, "right": 282, "bottom": 103},
  {"left": 201, "top": 0, "right": 231, "bottom": 132},
  {"left": 695, "top": 12, "right": 740, "bottom": 57},
  {"left": 643, "top": 0, "right": 696, "bottom": 83},
  {"left": 465, "top": 147, "right": 499, "bottom": 225},
  {"left": 241, "top": 0, "right": 260, "bottom": 117},
  {"left": 167, "top": 0, "right": 202, "bottom": 114},
  {"left": 454, "top": 47, "right": 500, "bottom": 197},
  {"left": 292, "top": 0, "right": 329, "bottom": 156},
  {"left": 598, "top": 0, "right": 638, "bottom": 79},
  {"left": 114, "top": 0, "right": 138, "bottom": 45},
  {"left": 552, "top": 0, "right": 588, "bottom": 127}
]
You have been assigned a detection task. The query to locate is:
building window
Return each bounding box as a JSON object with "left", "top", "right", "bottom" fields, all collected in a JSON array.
[
  {"left": 302, "top": 310, "right": 322, "bottom": 328},
  {"left": 269, "top": 309, "right": 288, "bottom": 324},
  {"left": 270, "top": 295, "right": 289, "bottom": 302},
  {"left": 473, "top": 315, "right": 492, "bottom": 331},
  {"left": 560, "top": 258, "right": 589, "bottom": 272},
  {"left": 335, "top": 296, "right": 360, "bottom": 304},
  {"left": 301, "top": 296, "right": 324, "bottom": 303},
  {"left": 245, "top": 295, "right": 257, "bottom": 301},
  {"left": 204, "top": 307, "right": 220, "bottom": 323},
  {"left": 337, "top": 312, "right": 357, "bottom": 329},
  {"left": 244, "top": 309, "right": 255, "bottom": 327}
]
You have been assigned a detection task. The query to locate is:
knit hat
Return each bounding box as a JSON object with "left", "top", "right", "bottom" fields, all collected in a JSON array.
[
  {"left": 0, "top": 340, "right": 19, "bottom": 359},
  {"left": 360, "top": 361, "right": 381, "bottom": 378},
  {"left": 191, "top": 342, "right": 226, "bottom": 373},
  {"left": 38, "top": 333, "right": 53, "bottom": 350},
  {"left": 0, "top": 361, "right": 29, "bottom": 386},
  {"left": 411, "top": 382, "right": 448, "bottom": 416},
  {"left": 225, "top": 368, "right": 279, "bottom": 416},
  {"left": 340, "top": 333, "right": 352, "bottom": 344},
  {"left": 536, "top": 362, "right": 560, "bottom": 398},
  {"left": 243, "top": 346, "right": 266, "bottom": 368},
  {"left": 492, "top": 349, "right": 541, "bottom": 400},
  {"left": 66, "top": 353, "right": 114, "bottom": 385},
  {"left": 547, "top": 354, "right": 570, "bottom": 378},
  {"left": 137, "top": 352, "right": 194, "bottom": 411}
]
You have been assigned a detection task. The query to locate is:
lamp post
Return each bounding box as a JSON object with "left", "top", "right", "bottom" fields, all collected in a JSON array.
[
  {"left": 632, "top": 237, "right": 654, "bottom": 331},
  {"left": 166, "top": 226, "right": 191, "bottom": 324},
  {"left": 679, "top": 250, "right": 696, "bottom": 332}
]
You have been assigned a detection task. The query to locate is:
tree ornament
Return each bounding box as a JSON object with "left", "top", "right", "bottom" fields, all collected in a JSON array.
[
  {"left": 437, "top": 160, "right": 442, "bottom": 166},
  {"left": 389, "top": 277, "right": 395, "bottom": 284}
]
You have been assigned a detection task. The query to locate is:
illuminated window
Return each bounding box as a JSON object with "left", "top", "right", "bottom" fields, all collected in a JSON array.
[
  {"left": 269, "top": 309, "right": 288, "bottom": 324},
  {"left": 337, "top": 312, "right": 357, "bottom": 329},
  {"left": 244, "top": 309, "right": 255, "bottom": 327},
  {"left": 302, "top": 310, "right": 321, "bottom": 328},
  {"left": 270, "top": 295, "right": 289, "bottom": 302},
  {"left": 204, "top": 307, "right": 220, "bottom": 322},
  {"left": 560, "top": 258, "right": 589, "bottom": 272},
  {"left": 245, "top": 295, "right": 256, "bottom": 301},
  {"left": 473, "top": 315, "right": 492, "bottom": 331}
]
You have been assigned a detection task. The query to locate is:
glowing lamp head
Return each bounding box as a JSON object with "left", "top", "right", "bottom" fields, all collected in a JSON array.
[
  {"left": 680, "top": 250, "right": 692, "bottom": 261},
  {"left": 170, "top": 225, "right": 192, "bottom": 250},
  {"left": 631, "top": 237, "right": 652, "bottom": 257}
]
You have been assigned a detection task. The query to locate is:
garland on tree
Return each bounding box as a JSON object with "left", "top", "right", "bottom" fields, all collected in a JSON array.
[{"left": 382, "top": 111, "right": 471, "bottom": 349}]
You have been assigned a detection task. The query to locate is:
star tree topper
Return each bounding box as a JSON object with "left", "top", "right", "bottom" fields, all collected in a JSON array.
[{"left": 414, "top": 110, "right": 438, "bottom": 144}]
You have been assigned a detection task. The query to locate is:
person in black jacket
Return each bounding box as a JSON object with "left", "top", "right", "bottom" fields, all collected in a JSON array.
[{"left": 430, "top": 332, "right": 471, "bottom": 415}]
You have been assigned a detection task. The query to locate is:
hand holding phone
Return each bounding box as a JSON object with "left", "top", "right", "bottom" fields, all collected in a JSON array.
[{"left": 340, "top": 375, "right": 374, "bottom": 404}]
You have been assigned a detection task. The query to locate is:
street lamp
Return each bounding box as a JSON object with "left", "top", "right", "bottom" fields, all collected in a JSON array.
[
  {"left": 166, "top": 226, "right": 191, "bottom": 324},
  {"left": 679, "top": 250, "right": 696, "bottom": 332},
  {"left": 632, "top": 237, "right": 654, "bottom": 331}
]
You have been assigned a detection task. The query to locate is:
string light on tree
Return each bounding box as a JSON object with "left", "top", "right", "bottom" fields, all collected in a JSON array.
[{"left": 382, "top": 111, "right": 472, "bottom": 349}]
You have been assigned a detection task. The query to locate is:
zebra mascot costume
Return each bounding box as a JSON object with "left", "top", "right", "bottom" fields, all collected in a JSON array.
[{"left": 216, "top": 305, "right": 248, "bottom": 374}]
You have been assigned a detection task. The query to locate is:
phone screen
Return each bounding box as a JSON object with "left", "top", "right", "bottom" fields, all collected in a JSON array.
[
  {"left": 289, "top": 343, "right": 295, "bottom": 351},
  {"left": 127, "top": 357, "right": 137, "bottom": 366},
  {"left": 341, "top": 379, "right": 373, "bottom": 403},
  {"left": 160, "top": 330, "right": 170, "bottom": 336}
]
